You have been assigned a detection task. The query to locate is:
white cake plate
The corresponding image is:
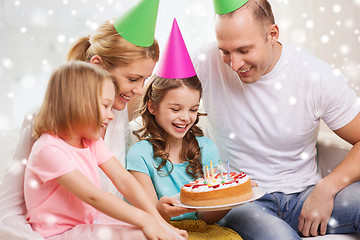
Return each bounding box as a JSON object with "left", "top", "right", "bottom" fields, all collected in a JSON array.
[{"left": 172, "top": 187, "right": 266, "bottom": 211}]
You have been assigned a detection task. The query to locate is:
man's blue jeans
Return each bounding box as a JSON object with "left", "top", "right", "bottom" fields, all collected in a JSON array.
[{"left": 218, "top": 182, "right": 360, "bottom": 240}]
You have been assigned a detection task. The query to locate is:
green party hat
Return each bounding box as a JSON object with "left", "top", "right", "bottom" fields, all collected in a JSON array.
[
  {"left": 114, "top": 0, "right": 159, "bottom": 47},
  {"left": 213, "top": 0, "right": 248, "bottom": 15}
]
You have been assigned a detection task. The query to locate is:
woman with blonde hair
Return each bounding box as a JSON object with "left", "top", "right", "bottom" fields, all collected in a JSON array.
[
  {"left": 0, "top": 1, "right": 169, "bottom": 239},
  {"left": 67, "top": 18, "right": 159, "bottom": 199}
]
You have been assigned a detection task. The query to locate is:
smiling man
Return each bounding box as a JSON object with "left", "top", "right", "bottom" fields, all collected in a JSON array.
[{"left": 193, "top": 0, "right": 360, "bottom": 239}]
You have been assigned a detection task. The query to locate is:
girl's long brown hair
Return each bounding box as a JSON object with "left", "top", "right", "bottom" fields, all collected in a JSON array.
[{"left": 134, "top": 75, "right": 206, "bottom": 179}]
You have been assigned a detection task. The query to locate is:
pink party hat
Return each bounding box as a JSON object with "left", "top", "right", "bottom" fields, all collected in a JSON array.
[{"left": 156, "top": 18, "right": 196, "bottom": 79}]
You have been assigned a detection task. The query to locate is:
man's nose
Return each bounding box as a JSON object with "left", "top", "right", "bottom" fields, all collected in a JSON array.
[{"left": 230, "top": 53, "right": 245, "bottom": 72}]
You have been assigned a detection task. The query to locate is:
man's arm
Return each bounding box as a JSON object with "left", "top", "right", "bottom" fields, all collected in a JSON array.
[{"left": 298, "top": 112, "right": 360, "bottom": 237}]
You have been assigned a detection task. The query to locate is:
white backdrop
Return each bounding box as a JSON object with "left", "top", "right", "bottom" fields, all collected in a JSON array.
[{"left": 1, "top": 0, "right": 360, "bottom": 178}]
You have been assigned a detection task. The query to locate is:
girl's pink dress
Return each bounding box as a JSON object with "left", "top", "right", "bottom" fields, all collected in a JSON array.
[
  {"left": 23, "top": 133, "right": 147, "bottom": 239},
  {"left": 0, "top": 110, "right": 131, "bottom": 240}
]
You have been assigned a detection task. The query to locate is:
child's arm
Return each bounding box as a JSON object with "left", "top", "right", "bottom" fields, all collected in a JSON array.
[
  {"left": 127, "top": 170, "right": 159, "bottom": 205},
  {"left": 129, "top": 170, "right": 195, "bottom": 222},
  {"left": 100, "top": 157, "right": 188, "bottom": 238},
  {"left": 100, "top": 157, "right": 161, "bottom": 217},
  {"left": 56, "top": 168, "right": 180, "bottom": 240}
]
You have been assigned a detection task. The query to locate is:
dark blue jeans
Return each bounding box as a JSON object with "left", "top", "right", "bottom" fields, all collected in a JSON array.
[{"left": 219, "top": 182, "right": 360, "bottom": 240}]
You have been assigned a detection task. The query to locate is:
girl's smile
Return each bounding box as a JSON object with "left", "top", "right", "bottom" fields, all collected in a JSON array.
[{"left": 149, "top": 86, "right": 200, "bottom": 144}]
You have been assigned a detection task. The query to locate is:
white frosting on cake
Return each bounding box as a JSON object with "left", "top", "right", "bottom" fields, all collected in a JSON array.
[{"left": 182, "top": 172, "right": 250, "bottom": 193}]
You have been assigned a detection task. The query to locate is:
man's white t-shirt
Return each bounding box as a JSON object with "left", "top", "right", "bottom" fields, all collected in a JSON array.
[{"left": 193, "top": 42, "right": 360, "bottom": 194}]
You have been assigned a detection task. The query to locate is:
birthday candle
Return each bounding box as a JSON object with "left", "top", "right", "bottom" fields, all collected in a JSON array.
[
  {"left": 210, "top": 161, "right": 215, "bottom": 179},
  {"left": 218, "top": 159, "right": 224, "bottom": 182},
  {"left": 227, "top": 160, "right": 231, "bottom": 180},
  {"left": 206, "top": 166, "right": 210, "bottom": 185},
  {"left": 203, "top": 165, "right": 207, "bottom": 184}
]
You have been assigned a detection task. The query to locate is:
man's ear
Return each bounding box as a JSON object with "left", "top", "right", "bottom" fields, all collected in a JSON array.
[
  {"left": 90, "top": 55, "right": 103, "bottom": 65},
  {"left": 268, "top": 24, "right": 279, "bottom": 44},
  {"left": 148, "top": 100, "right": 156, "bottom": 115}
]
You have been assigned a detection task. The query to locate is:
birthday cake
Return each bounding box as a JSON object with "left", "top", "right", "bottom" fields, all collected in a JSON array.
[{"left": 180, "top": 172, "right": 253, "bottom": 207}]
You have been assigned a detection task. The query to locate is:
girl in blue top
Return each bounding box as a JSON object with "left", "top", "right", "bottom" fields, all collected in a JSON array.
[
  {"left": 126, "top": 75, "right": 227, "bottom": 223},
  {"left": 126, "top": 20, "right": 241, "bottom": 239},
  {"left": 126, "top": 19, "right": 232, "bottom": 225}
]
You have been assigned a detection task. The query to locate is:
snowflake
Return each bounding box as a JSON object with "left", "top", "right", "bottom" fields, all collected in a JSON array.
[
  {"left": 57, "top": 34, "right": 66, "bottom": 43},
  {"left": 198, "top": 53, "right": 207, "bottom": 62},
  {"left": 328, "top": 217, "right": 339, "bottom": 227},
  {"left": 339, "top": 45, "right": 350, "bottom": 55},
  {"left": 321, "top": 35, "right": 330, "bottom": 44},
  {"left": 2, "top": 58, "right": 13, "bottom": 68},
  {"left": 332, "top": 4, "right": 341, "bottom": 13},
  {"left": 289, "top": 97, "right": 297, "bottom": 105},
  {"left": 332, "top": 68, "right": 342, "bottom": 77},
  {"left": 305, "top": 20, "right": 314, "bottom": 29},
  {"left": 45, "top": 214, "right": 58, "bottom": 226},
  {"left": 20, "top": 26, "right": 27, "bottom": 34},
  {"left": 29, "top": 179, "right": 40, "bottom": 189},
  {"left": 300, "top": 152, "right": 309, "bottom": 160},
  {"left": 274, "top": 82, "right": 282, "bottom": 90},
  {"left": 228, "top": 132, "right": 236, "bottom": 140},
  {"left": 96, "top": 226, "right": 113, "bottom": 240}
]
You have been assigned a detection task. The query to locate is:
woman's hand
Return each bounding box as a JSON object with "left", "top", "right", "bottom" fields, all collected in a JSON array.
[{"left": 157, "top": 196, "right": 196, "bottom": 222}]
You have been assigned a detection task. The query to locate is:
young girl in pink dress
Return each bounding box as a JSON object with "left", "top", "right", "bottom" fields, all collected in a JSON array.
[{"left": 23, "top": 61, "right": 186, "bottom": 240}]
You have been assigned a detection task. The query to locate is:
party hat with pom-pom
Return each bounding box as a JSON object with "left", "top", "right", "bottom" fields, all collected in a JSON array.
[
  {"left": 156, "top": 18, "right": 196, "bottom": 79},
  {"left": 213, "top": 0, "right": 248, "bottom": 15},
  {"left": 114, "top": 0, "right": 159, "bottom": 47}
]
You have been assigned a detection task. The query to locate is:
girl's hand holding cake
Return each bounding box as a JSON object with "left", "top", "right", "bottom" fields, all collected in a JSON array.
[{"left": 157, "top": 196, "right": 196, "bottom": 222}]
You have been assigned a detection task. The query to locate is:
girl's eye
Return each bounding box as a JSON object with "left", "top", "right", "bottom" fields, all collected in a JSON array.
[
  {"left": 171, "top": 108, "right": 180, "bottom": 112},
  {"left": 103, "top": 104, "right": 111, "bottom": 109},
  {"left": 129, "top": 78, "right": 137, "bottom": 82},
  {"left": 190, "top": 109, "right": 198, "bottom": 112}
]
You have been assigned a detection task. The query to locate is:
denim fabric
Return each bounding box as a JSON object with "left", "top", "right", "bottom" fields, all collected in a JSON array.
[{"left": 218, "top": 182, "right": 360, "bottom": 240}]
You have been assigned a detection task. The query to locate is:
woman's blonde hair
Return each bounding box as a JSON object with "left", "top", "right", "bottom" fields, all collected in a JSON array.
[
  {"left": 33, "top": 61, "right": 117, "bottom": 139},
  {"left": 67, "top": 20, "right": 160, "bottom": 70},
  {"left": 134, "top": 75, "right": 206, "bottom": 179}
]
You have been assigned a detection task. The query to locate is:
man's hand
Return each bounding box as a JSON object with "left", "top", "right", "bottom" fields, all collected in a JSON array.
[{"left": 298, "top": 183, "right": 335, "bottom": 237}]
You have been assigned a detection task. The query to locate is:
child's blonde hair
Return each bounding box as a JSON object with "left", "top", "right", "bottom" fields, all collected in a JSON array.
[
  {"left": 134, "top": 75, "right": 206, "bottom": 179},
  {"left": 67, "top": 20, "right": 160, "bottom": 70},
  {"left": 33, "top": 61, "right": 117, "bottom": 139}
]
